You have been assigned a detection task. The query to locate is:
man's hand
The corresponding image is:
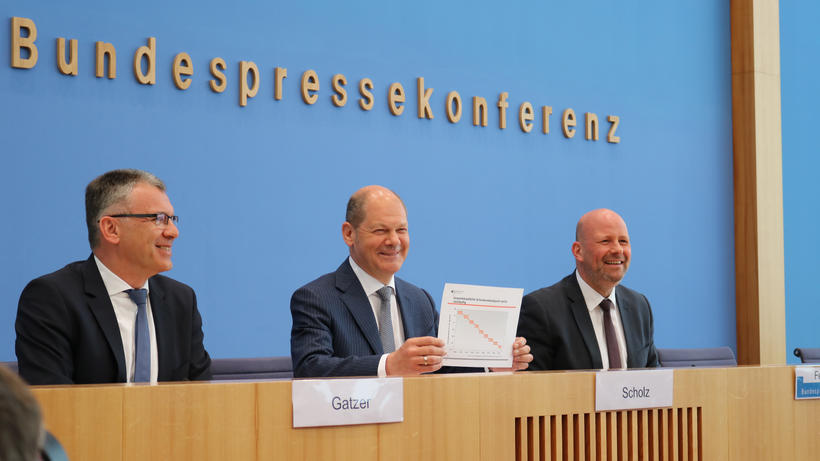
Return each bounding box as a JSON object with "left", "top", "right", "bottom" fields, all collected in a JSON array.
[
  {"left": 385, "top": 336, "right": 446, "bottom": 376},
  {"left": 490, "top": 337, "right": 533, "bottom": 372}
]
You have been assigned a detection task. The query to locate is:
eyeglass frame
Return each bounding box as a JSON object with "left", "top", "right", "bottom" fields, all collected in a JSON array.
[{"left": 101, "top": 213, "right": 179, "bottom": 226}]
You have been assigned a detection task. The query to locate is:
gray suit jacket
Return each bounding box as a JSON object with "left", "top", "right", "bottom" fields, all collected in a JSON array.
[
  {"left": 516, "top": 273, "right": 658, "bottom": 371},
  {"left": 290, "top": 259, "right": 443, "bottom": 378}
]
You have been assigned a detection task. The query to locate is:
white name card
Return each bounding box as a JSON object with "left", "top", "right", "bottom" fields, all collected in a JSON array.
[
  {"left": 595, "top": 369, "right": 674, "bottom": 411},
  {"left": 292, "top": 377, "right": 403, "bottom": 428},
  {"left": 795, "top": 366, "right": 820, "bottom": 400}
]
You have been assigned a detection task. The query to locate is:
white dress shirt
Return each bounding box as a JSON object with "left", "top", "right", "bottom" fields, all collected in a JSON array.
[
  {"left": 349, "top": 257, "right": 405, "bottom": 377},
  {"left": 575, "top": 270, "right": 628, "bottom": 369},
  {"left": 94, "top": 256, "right": 159, "bottom": 383}
]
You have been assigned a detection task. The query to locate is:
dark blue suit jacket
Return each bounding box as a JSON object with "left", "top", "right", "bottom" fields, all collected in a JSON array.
[
  {"left": 15, "top": 255, "right": 212, "bottom": 385},
  {"left": 290, "top": 259, "right": 443, "bottom": 378},
  {"left": 516, "top": 273, "right": 659, "bottom": 371}
]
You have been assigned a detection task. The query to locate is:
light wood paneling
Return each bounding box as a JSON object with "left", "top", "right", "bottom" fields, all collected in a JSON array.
[
  {"left": 726, "top": 366, "right": 794, "bottom": 460},
  {"left": 123, "top": 381, "right": 257, "bottom": 461},
  {"left": 380, "top": 374, "right": 481, "bottom": 461},
  {"left": 32, "top": 385, "right": 123, "bottom": 460},
  {"left": 730, "top": 0, "right": 786, "bottom": 366},
  {"left": 673, "top": 367, "right": 728, "bottom": 459},
  {"left": 793, "top": 390, "right": 820, "bottom": 460},
  {"left": 31, "top": 367, "right": 820, "bottom": 461}
]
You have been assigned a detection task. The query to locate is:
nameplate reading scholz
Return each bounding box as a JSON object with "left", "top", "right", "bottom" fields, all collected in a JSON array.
[
  {"left": 292, "top": 377, "right": 403, "bottom": 428},
  {"left": 595, "top": 369, "right": 673, "bottom": 411},
  {"left": 795, "top": 366, "right": 820, "bottom": 400}
]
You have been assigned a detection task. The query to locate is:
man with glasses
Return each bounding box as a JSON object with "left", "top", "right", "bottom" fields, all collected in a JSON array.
[{"left": 15, "top": 169, "right": 211, "bottom": 384}]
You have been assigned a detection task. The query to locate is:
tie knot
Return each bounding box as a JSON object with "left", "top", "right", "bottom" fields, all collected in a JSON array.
[
  {"left": 599, "top": 298, "right": 614, "bottom": 311},
  {"left": 376, "top": 286, "right": 392, "bottom": 302},
  {"left": 125, "top": 288, "right": 148, "bottom": 306}
]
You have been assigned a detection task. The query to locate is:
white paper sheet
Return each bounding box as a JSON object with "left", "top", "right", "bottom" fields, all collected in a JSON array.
[{"left": 437, "top": 283, "right": 523, "bottom": 368}]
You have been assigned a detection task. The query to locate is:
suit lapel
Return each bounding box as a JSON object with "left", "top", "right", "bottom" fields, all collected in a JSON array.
[
  {"left": 148, "top": 277, "right": 169, "bottom": 380},
  {"left": 566, "top": 275, "right": 604, "bottom": 369},
  {"left": 394, "top": 280, "right": 417, "bottom": 338},
  {"left": 616, "top": 287, "right": 640, "bottom": 368},
  {"left": 336, "top": 260, "right": 382, "bottom": 354},
  {"left": 82, "top": 256, "right": 127, "bottom": 382}
]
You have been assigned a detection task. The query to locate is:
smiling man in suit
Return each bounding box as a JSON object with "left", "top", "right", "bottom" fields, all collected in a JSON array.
[
  {"left": 517, "top": 209, "right": 658, "bottom": 371},
  {"left": 290, "top": 185, "right": 532, "bottom": 378},
  {"left": 15, "top": 169, "right": 211, "bottom": 384}
]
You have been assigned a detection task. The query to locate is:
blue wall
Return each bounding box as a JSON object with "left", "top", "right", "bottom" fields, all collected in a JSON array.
[
  {"left": 0, "top": 1, "right": 736, "bottom": 361},
  {"left": 781, "top": 4, "right": 820, "bottom": 364}
]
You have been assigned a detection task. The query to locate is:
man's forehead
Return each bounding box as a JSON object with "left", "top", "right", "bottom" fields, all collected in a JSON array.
[
  {"left": 587, "top": 224, "right": 629, "bottom": 239},
  {"left": 361, "top": 215, "right": 408, "bottom": 228}
]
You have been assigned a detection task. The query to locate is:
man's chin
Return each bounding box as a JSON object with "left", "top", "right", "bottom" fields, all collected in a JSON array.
[
  {"left": 603, "top": 272, "right": 625, "bottom": 284},
  {"left": 379, "top": 263, "right": 403, "bottom": 276},
  {"left": 156, "top": 261, "right": 173, "bottom": 273}
]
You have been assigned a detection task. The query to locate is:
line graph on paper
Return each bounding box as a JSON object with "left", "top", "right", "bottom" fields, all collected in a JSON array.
[
  {"left": 438, "top": 283, "right": 523, "bottom": 367},
  {"left": 445, "top": 308, "right": 510, "bottom": 359}
]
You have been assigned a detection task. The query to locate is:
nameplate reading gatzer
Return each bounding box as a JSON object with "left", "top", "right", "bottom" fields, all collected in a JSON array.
[
  {"left": 795, "top": 366, "right": 820, "bottom": 400},
  {"left": 292, "top": 377, "right": 403, "bottom": 428},
  {"left": 595, "top": 369, "right": 673, "bottom": 411}
]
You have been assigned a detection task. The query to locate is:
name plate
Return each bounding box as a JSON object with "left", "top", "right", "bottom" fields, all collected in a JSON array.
[
  {"left": 292, "top": 377, "right": 403, "bottom": 428},
  {"left": 595, "top": 369, "right": 673, "bottom": 411},
  {"left": 795, "top": 366, "right": 820, "bottom": 400}
]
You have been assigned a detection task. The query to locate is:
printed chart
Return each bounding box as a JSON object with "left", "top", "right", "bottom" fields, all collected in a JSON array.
[{"left": 438, "top": 283, "right": 523, "bottom": 368}]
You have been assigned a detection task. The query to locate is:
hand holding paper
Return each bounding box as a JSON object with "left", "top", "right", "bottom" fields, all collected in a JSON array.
[
  {"left": 489, "top": 337, "right": 533, "bottom": 372},
  {"left": 385, "top": 336, "right": 445, "bottom": 376}
]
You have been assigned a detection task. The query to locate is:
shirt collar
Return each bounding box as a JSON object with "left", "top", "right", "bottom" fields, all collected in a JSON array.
[
  {"left": 94, "top": 255, "right": 150, "bottom": 296},
  {"left": 575, "top": 270, "right": 616, "bottom": 313},
  {"left": 349, "top": 256, "right": 396, "bottom": 296}
]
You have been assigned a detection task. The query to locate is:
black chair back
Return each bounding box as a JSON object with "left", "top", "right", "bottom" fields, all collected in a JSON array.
[
  {"left": 657, "top": 347, "right": 737, "bottom": 367},
  {"left": 210, "top": 356, "right": 293, "bottom": 380},
  {"left": 793, "top": 348, "right": 820, "bottom": 364}
]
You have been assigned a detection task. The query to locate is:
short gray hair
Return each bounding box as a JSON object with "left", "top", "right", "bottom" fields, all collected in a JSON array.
[{"left": 85, "top": 169, "right": 165, "bottom": 248}]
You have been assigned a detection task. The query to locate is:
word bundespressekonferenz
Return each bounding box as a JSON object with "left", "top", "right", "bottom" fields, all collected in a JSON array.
[{"left": 8, "top": 16, "right": 621, "bottom": 143}]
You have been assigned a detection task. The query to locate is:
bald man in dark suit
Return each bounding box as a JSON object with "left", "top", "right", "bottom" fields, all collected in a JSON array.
[{"left": 517, "top": 209, "right": 658, "bottom": 371}]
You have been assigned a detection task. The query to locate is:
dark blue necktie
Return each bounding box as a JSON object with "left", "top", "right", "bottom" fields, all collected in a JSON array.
[{"left": 125, "top": 288, "right": 151, "bottom": 382}]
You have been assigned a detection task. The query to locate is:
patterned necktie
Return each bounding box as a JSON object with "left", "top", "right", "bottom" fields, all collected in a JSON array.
[
  {"left": 125, "top": 288, "right": 151, "bottom": 382},
  {"left": 599, "top": 298, "right": 623, "bottom": 369},
  {"left": 376, "top": 286, "right": 396, "bottom": 353}
]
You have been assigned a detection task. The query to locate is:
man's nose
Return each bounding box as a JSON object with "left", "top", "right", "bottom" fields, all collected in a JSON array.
[
  {"left": 163, "top": 219, "right": 179, "bottom": 239},
  {"left": 385, "top": 230, "right": 400, "bottom": 245}
]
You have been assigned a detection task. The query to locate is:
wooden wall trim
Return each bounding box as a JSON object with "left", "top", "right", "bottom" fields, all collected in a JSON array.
[{"left": 730, "top": 0, "right": 786, "bottom": 365}]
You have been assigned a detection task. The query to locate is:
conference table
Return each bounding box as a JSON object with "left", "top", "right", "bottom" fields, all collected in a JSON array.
[{"left": 31, "top": 365, "right": 819, "bottom": 460}]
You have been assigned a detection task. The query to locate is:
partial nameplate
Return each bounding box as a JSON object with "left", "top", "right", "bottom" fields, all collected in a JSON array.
[
  {"left": 795, "top": 366, "right": 820, "bottom": 400},
  {"left": 292, "top": 377, "right": 403, "bottom": 428},
  {"left": 438, "top": 283, "right": 523, "bottom": 368},
  {"left": 595, "top": 369, "right": 674, "bottom": 411}
]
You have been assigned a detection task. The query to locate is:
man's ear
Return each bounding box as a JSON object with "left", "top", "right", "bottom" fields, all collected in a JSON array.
[
  {"left": 341, "top": 222, "right": 355, "bottom": 247},
  {"left": 98, "top": 216, "right": 121, "bottom": 245},
  {"left": 571, "top": 241, "right": 583, "bottom": 261}
]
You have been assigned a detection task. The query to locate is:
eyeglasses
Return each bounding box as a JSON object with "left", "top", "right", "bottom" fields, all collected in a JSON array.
[{"left": 105, "top": 213, "right": 179, "bottom": 226}]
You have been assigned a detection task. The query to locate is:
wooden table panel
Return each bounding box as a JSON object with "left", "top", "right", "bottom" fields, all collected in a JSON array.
[
  {"left": 31, "top": 366, "right": 819, "bottom": 461},
  {"left": 32, "top": 385, "right": 123, "bottom": 461},
  {"left": 123, "top": 381, "right": 257, "bottom": 461}
]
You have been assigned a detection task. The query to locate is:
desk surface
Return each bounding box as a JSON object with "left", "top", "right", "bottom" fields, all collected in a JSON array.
[{"left": 31, "top": 366, "right": 820, "bottom": 461}]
